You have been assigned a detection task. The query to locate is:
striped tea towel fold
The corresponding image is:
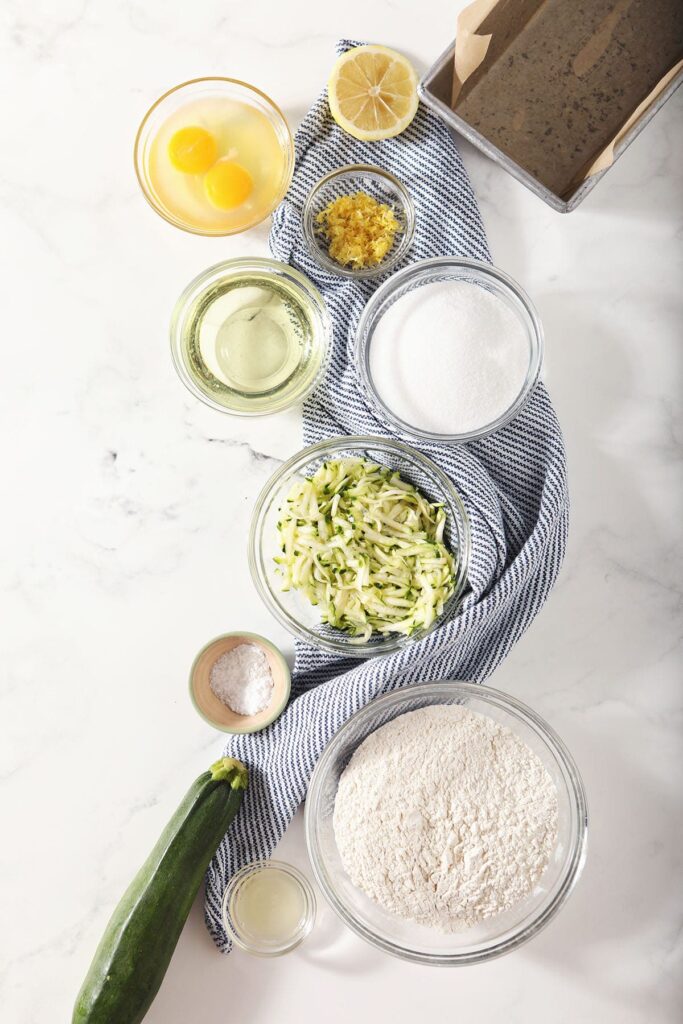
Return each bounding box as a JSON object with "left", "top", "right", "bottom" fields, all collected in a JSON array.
[{"left": 205, "top": 39, "right": 569, "bottom": 951}]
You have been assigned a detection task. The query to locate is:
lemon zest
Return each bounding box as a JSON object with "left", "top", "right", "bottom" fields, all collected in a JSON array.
[{"left": 316, "top": 192, "right": 400, "bottom": 269}]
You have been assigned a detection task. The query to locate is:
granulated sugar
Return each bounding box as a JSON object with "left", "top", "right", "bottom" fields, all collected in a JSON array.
[
  {"left": 368, "top": 280, "right": 530, "bottom": 435},
  {"left": 333, "top": 705, "right": 558, "bottom": 931}
]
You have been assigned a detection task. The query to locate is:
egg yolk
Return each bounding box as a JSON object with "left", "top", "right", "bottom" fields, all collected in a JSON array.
[
  {"left": 168, "top": 127, "right": 218, "bottom": 174},
  {"left": 204, "top": 160, "right": 253, "bottom": 210}
]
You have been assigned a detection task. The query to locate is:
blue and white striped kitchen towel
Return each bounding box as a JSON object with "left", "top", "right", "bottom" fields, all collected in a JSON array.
[{"left": 205, "top": 40, "right": 569, "bottom": 951}]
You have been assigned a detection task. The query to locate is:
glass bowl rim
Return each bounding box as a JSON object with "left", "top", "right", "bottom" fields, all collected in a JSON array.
[
  {"left": 304, "top": 679, "right": 588, "bottom": 966},
  {"left": 169, "top": 256, "right": 332, "bottom": 417},
  {"left": 354, "top": 256, "right": 545, "bottom": 443},
  {"left": 221, "top": 858, "right": 317, "bottom": 957},
  {"left": 248, "top": 435, "right": 471, "bottom": 657},
  {"left": 301, "top": 163, "right": 416, "bottom": 280},
  {"left": 133, "top": 76, "right": 295, "bottom": 237}
]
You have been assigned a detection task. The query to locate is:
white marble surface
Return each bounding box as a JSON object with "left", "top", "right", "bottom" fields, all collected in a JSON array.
[{"left": 2, "top": 2, "right": 682, "bottom": 1021}]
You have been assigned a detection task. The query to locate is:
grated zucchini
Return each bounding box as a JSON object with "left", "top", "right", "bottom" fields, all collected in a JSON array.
[{"left": 275, "top": 458, "right": 456, "bottom": 642}]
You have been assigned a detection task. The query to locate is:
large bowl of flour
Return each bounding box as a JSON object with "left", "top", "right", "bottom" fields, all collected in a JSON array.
[{"left": 305, "top": 681, "right": 587, "bottom": 965}]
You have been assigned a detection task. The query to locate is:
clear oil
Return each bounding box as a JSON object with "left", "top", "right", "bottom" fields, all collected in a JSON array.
[{"left": 183, "top": 274, "right": 315, "bottom": 410}]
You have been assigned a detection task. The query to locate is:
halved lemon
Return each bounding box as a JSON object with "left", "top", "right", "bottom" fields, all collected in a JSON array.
[{"left": 328, "top": 44, "right": 419, "bottom": 142}]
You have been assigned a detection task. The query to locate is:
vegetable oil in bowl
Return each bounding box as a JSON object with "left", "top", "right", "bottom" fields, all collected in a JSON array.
[
  {"left": 187, "top": 279, "right": 309, "bottom": 395},
  {"left": 171, "top": 259, "right": 330, "bottom": 416}
]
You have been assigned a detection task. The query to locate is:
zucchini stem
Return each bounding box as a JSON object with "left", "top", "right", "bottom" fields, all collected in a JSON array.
[{"left": 210, "top": 757, "right": 248, "bottom": 789}]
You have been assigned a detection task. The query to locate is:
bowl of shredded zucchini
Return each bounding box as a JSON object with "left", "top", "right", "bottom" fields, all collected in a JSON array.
[{"left": 248, "top": 437, "right": 470, "bottom": 657}]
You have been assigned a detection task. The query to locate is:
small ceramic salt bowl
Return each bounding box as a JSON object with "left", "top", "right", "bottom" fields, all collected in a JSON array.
[{"left": 189, "top": 631, "right": 291, "bottom": 734}]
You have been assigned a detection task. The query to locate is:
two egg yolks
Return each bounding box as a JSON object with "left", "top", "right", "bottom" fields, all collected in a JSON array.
[{"left": 167, "top": 126, "right": 253, "bottom": 210}]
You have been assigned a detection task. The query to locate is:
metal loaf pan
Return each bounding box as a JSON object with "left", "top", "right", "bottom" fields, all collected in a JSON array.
[{"left": 418, "top": 41, "right": 683, "bottom": 214}]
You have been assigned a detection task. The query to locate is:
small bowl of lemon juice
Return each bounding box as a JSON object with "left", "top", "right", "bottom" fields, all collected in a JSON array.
[
  {"left": 171, "top": 258, "right": 331, "bottom": 416},
  {"left": 134, "top": 78, "right": 294, "bottom": 235},
  {"left": 222, "top": 860, "right": 316, "bottom": 956}
]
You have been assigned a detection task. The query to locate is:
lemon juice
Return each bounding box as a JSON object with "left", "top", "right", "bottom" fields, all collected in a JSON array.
[
  {"left": 232, "top": 867, "right": 306, "bottom": 943},
  {"left": 223, "top": 861, "right": 316, "bottom": 955},
  {"left": 147, "top": 93, "right": 290, "bottom": 234}
]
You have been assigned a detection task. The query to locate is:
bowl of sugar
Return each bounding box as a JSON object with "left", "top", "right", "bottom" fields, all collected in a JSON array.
[
  {"left": 189, "top": 631, "right": 291, "bottom": 733},
  {"left": 354, "top": 257, "right": 544, "bottom": 444}
]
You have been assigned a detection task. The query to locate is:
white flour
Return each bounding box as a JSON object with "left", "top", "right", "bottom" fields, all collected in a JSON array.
[
  {"left": 333, "top": 705, "right": 558, "bottom": 931},
  {"left": 368, "top": 280, "right": 530, "bottom": 435}
]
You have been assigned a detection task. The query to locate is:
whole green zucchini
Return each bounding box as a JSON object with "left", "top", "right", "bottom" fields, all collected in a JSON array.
[{"left": 73, "top": 756, "right": 248, "bottom": 1024}]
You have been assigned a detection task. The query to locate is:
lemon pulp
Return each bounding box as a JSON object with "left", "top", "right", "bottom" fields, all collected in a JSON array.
[{"left": 328, "top": 44, "right": 418, "bottom": 141}]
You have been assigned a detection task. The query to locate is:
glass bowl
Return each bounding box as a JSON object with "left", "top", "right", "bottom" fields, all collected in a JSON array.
[
  {"left": 248, "top": 436, "right": 470, "bottom": 658},
  {"left": 170, "top": 258, "right": 331, "bottom": 416},
  {"left": 305, "top": 681, "right": 588, "bottom": 965},
  {"left": 222, "top": 860, "right": 316, "bottom": 957},
  {"left": 134, "top": 77, "right": 294, "bottom": 236},
  {"left": 354, "top": 257, "right": 544, "bottom": 443},
  {"left": 302, "top": 165, "right": 415, "bottom": 279}
]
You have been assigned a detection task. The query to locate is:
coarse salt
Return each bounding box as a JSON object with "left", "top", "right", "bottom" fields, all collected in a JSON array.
[
  {"left": 209, "top": 643, "right": 274, "bottom": 717},
  {"left": 368, "top": 279, "right": 530, "bottom": 435}
]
